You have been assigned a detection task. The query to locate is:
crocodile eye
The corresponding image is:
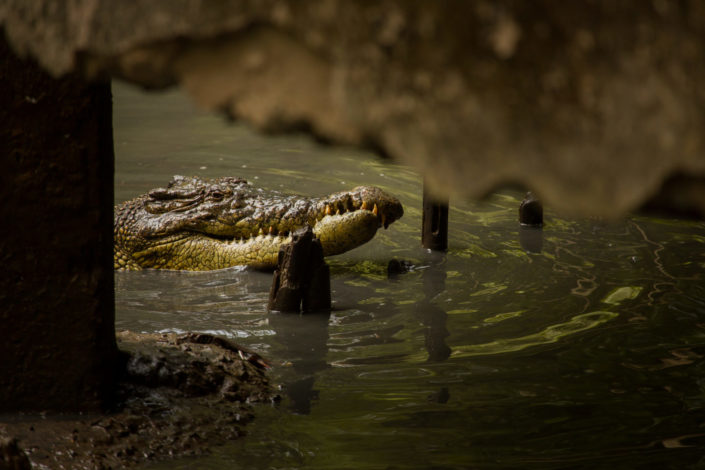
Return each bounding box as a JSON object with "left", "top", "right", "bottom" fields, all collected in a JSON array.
[{"left": 210, "top": 191, "right": 224, "bottom": 200}]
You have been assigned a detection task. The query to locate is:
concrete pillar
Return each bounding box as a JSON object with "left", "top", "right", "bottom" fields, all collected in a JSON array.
[{"left": 0, "top": 36, "right": 117, "bottom": 411}]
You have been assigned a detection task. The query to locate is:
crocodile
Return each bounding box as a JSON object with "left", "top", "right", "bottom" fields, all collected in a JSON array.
[{"left": 115, "top": 175, "right": 404, "bottom": 271}]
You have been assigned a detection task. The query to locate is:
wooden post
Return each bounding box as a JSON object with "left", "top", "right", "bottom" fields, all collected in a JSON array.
[
  {"left": 268, "top": 226, "right": 331, "bottom": 313},
  {"left": 519, "top": 191, "right": 543, "bottom": 226},
  {"left": 421, "top": 179, "right": 449, "bottom": 251},
  {"left": 519, "top": 192, "right": 543, "bottom": 252}
]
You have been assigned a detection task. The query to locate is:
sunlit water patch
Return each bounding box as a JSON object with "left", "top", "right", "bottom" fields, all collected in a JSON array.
[{"left": 114, "top": 82, "right": 705, "bottom": 470}]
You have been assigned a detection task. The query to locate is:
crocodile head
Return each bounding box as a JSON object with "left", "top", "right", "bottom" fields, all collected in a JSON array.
[{"left": 115, "top": 175, "right": 404, "bottom": 270}]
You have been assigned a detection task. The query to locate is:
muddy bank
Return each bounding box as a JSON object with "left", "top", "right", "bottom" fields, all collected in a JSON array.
[{"left": 0, "top": 331, "right": 276, "bottom": 469}]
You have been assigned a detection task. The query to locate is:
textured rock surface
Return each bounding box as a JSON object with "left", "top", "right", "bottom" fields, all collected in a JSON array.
[
  {"left": 2, "top": 0, "right": 704, "bottom": 217},
  {"left": 0, "top": 332, "right": 273, "bottom": 470}
]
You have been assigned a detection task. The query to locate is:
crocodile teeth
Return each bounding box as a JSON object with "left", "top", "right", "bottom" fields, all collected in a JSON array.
[
  {"left": 361, "top": 201, "right": 369, "bottom": 210},
  {"left": 373, "top": 203, "right": 379, "bottom": 216},
  {"left": 258, "top": 228, "right": 264, "bottom": 236},
  {"left": 336, "top": 209, "right": 341, "bottom": 215},
  {"left": 325, "top": 205, "right": 332, "bottom": 216}
]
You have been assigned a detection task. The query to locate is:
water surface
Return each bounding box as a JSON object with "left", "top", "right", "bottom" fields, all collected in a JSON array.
[{"left": 114, "top": 82, "right": 705, "bottom": 469}]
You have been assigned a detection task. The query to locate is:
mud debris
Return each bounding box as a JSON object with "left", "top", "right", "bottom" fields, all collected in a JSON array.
[{"left": 0, "top": 331, "right": 275, "bottom": 469}]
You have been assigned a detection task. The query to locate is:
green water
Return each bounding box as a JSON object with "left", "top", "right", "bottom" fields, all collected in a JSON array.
[{"left": 114, "top": 82, "right": 705, "bottom": 469}]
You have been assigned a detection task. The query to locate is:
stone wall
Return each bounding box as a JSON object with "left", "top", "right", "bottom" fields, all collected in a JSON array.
[{"left": 0, "top": 36, "right": 116, "bottom": 411}]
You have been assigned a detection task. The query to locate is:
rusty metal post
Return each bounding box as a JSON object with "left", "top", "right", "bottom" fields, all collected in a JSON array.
[{"left": 421, "top": 179, "right": 449, "bottom": 251}]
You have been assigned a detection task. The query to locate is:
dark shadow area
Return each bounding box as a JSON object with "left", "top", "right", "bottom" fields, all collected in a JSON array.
[{"left": 0, "top": 33, "right": 117, "bottom": 411}]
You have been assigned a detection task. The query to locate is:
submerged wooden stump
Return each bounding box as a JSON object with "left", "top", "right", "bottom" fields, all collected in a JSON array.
[
  {"left": 268, "top": 226, "right": 331, "bottom": 313},
  {"left": 519, "top": 191, "right": 544, "bottom": 226}
]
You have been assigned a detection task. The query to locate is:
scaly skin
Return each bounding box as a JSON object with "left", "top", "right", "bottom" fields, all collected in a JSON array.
[{"left": 115, "top": 175, "right": 404, "bottom": 270}]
